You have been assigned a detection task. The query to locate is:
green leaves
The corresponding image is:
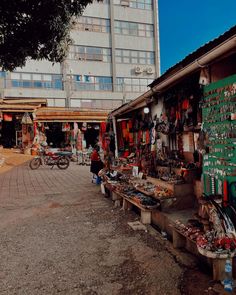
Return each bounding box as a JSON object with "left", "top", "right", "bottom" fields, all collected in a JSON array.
[{"left": 0, "top": 0, "right": 96, "bottom": 71}]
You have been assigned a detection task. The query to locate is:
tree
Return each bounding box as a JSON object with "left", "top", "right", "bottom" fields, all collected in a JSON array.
[{"left": 0, "top": 0, "right": 96, "bottom": 71}]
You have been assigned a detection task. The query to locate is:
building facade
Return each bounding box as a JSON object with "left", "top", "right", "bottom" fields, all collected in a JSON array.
[{"left": 0, "top": 0, "right": 160, "bottom": 110}]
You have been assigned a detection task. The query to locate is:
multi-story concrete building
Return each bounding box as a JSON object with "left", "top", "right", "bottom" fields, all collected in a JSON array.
[{"left": 1, "top": 0, "right": 160, "bottom": 110}]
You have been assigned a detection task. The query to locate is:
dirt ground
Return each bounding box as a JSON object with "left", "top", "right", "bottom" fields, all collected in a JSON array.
[{"left": 0, "top": 150, "right": 232, "bottom": 294}]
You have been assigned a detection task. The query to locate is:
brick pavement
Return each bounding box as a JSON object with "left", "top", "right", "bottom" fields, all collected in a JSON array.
[{"left": 0, "top": 152, "right": 94, "bottom": 226}]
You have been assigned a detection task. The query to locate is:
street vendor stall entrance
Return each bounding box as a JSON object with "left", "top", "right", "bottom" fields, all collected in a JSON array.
[
  {"left": 34, "top": 107, "right": 108, "bottom": 152},
  {"left": 0, "top": 98, "right": 46, "bottom": 149}
]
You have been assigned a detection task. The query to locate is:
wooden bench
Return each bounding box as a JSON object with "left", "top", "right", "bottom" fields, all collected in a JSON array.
[{"left": 116, "top": 192, "right": 153, "bottom": 224}]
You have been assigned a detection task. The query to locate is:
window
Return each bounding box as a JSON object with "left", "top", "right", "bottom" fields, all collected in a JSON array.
[
  {"left": 115, "top": 0, "right": 152, "bottom": 10},
  {"left": 70, "top": 46, "right": 111, "bottom": 62},
  {"left": 32, "top": 74, "right": 41, "bottom": 80},
  {"left": 10, "top": 72, "right": 63, "bottom": 90},
  {"left": 43, "top": 74, "right": 52, "bottom": 81},
  {"left": 117, "top": 77, "right": 150, "bottom": 92},
  {"left": 115, "top": 49, "right": 155, "bottom": 65},
  {"left": 34, "top": 81, "right": 42, "bottom": 88},
  {"left": 11, "top": 73, "right": 21, "bottom": 79},
  {"left": 96, "top": 77, "right": 112, "bottom": 91},
  {"left": 73, "top": 75, "right": 112, "bottom": 91},
  {"left": 76, "top": 17, "right": 110, "bottom": 33},
  {"left": 114, "top": 20, "right": 153, "bottom": 37}
]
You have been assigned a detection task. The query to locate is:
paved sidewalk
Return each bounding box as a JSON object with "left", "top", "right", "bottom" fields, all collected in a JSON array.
[
  {"left": 0, "top": 153, "right": 215, "bottom": 295},
  {"left": 0, "top": 149, "right": 32, "bottom": 174}
]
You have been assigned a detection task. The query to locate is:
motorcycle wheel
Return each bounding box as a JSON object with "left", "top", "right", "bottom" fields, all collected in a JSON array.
[
  {"left": 57, "top": 156, "right": 70, "bottom": 170},
  {"left": 29, "top": 158, "right": 41, "bottom": 170}
]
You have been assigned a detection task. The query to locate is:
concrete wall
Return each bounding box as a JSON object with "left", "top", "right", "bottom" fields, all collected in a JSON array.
[
  {"left": 82, "top": 3, "right": 110, "bottom": 18},
  {"left": 67, "top": 60, "right": 112, "bottom": 76},
  {"left": 71, "top": 31, "right": 111, "bottom": 47},
  {"left": 115, "top": 35, "right": 155, "bottom": 51},
  {"left": 114, "top": 6, "right": 153, "bottom": 23},
  {"left": 14, "top": 60, "right": 61, "bottom": 74}
]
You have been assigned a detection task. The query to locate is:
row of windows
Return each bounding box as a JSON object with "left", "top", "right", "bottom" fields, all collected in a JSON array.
[
  {"left": 68, "top": 46, "right": 155, "bottom": 65},
  {"left": 9, "top": 73, "right": 62, "bottom": 89},
  {"left": 72, "top": 75, "right": 151, "bottom": 92},
  {"left": 116, "top": 49, "right": 154, "bottom": 64},
  {"left": 114, "top": 0, "right": 152, "bottom": 10},
  {"left": 68, "top": 46, "right": 111, "bottom": 62},
  {"left": 75, "top": 0, "right": 152, "bottom": 9},
  {"left": 73, "top": 75, "right": 112, "bottom": 91},
  {"left": 114, "top": 21, "right": 153, "bottom": 37},
  {"left": 76, "top": 17, "right": 154, "bottom": 37},
  {"left": 2, "top": 72, "right": 152, "bottom": 93},
  {"left": 116, "top": 77, "right": 153, "bottom": 92},
  {"left": 76, "top": 17, "right": 110, "bottom": 33}
]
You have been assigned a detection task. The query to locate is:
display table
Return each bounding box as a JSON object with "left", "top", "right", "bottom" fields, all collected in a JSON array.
[
  {"left": 197, "top": 247, "right": 236, "bottom": 281},
  {"left": 147, "top": 177, "right": 195, "bottom": 210},
  {"left": 173, "top": 226, "right": 236, "bottom": 281},
  {"left": 101, "top": 178, "right": 159, "bottom": 225},
  {"left": 116, "top": 192, "right": 159, "bottom": 224}
]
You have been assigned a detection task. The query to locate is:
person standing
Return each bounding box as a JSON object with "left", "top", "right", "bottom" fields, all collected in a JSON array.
[{"left": 90, "top": 145, "right": 104, "bottom": 184}]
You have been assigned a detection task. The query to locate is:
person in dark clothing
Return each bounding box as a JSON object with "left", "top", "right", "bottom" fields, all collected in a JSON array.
[{"left": 90, "top": 145, "right": 104, "bottom": 183}]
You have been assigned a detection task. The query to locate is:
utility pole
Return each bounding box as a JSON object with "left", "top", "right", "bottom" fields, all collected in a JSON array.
[
  {"left": 61, "top": 61, "right": 73, "bottom": 108},
  {"left": 122, "top": 82, "right": 126, "bottom": 104}
]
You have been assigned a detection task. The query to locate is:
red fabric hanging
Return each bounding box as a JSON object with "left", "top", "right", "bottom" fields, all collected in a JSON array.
[
  {"left": 129, "top": 133, "right": 134, "bottom": 145},
  {"left": 128, "top": 120, "right": 133, "bottom": 130},
  {"left": 146, "top": 131, "right": 150, "bottom": 144},
  {"left": 117, "top": 122, "right": 124, "bottom": 149},
  {"left": 223, "top": 180, "right": 228, "bottom": 207},
  {"left": 138, "top": 130, "right": 142, "bottom": 143},
  {"left": 34, "top": 122, "right": 37, "bottom": 136},
  {"left": 100, "top": 122, "right": 106, "bottom": 134},
  {"left": 182, "top": 99, "right": 189, "bottom": 110}
]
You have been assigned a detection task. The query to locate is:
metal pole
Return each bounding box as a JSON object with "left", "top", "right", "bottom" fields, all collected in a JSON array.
[{"left": 122, "top": 83, "right": 126, "bottom": 104}]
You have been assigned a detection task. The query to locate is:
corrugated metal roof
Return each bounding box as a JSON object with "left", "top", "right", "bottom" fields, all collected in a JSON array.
[{"left": 149, "top": 25, "right": 236, "bottom": 88}]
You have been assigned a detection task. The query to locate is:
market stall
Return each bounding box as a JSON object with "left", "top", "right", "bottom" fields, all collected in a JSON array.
[
  {"left": 106, "top": 27, "right": 236, "bottom": 283},
  {"left": 166, "top": 74, "right": 236, "bottom": 281},
  {"left": 107, "top": 75, "right": 236, "bottom": 283}
]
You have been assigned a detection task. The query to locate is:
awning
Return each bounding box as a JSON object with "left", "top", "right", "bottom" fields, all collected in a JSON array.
[
  {"left": 35, "top": 107, "right": 108, "bottom": 122},
  {"left": 0, "top": 98, "right": 47, "bottom": 113}
]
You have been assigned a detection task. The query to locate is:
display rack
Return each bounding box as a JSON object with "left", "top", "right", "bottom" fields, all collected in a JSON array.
[{"left": 202, "top": 74, "right": 236, "bottom": 205}]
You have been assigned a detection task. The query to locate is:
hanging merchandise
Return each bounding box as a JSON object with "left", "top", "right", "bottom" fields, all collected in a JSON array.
[
  {"left": 3, "top": 114, "right": 12, "bottom": 122},
  {"left": 81, "top": 122, "right": 87, "bottom": 131},
  {"left": 77, "top": 129, "right": 83, "bottom": 151},
  {"left": 74, "top": 122, "right": 78, "bottom": 135},
  {"left": 62, "top": 122, "right": 70, "bottom": 132},
  {"left": 202, "top": 74, "right": 236, "bottom": 206},
  {"left": 117, "top": 122, "right": 124, "bottom": 150},
  {"left": 21, "top": 112, "right": 33, "bottom": 125}
]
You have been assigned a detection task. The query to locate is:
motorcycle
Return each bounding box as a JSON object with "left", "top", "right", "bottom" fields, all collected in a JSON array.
[{"left": 29, "top": 146, "right": 72, "bottom": 170}]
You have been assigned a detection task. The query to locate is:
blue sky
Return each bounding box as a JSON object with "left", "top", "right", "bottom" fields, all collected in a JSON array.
[{"left": 158, "top": 0, "right": 236, "bottom": 74}]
